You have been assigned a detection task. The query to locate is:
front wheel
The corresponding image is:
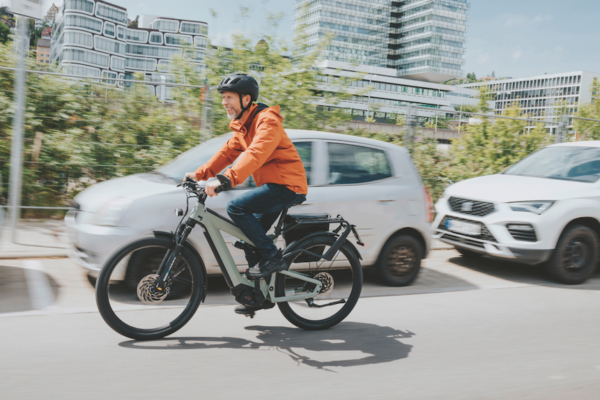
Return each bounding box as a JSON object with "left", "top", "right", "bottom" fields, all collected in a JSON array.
[
  {"left": 546, "top": 225, "right": 599, "bottom": 284},
  {"left": 276, "top": 235, "right": 362, "bottom": 330},
  {"left": 96, "top": 236, "right": 206, "bottom": 341}
]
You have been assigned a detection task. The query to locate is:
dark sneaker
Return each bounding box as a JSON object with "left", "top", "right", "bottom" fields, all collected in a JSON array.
[
  {"left": 234, "top": 305, "right": 256, "bottom": 318},
  {"left": 246, "top": 250, "right": 287, "bottom": 279}
]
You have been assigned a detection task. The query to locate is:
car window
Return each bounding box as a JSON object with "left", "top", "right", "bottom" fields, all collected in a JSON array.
[
  {"left": 246, "top": 141, "right": 313, "bottom": 188},
  {"left": 327, "top": 142, "right": 392, "bottom": 185},
  {"left": 504, "top": 146, "right": 600, "bottom": 183},
  {"left": 157, "top": 135, "right": 229, "bottom": 181},
  {"left": 294, "top": 141, "right": 312, "bottom": 185}
]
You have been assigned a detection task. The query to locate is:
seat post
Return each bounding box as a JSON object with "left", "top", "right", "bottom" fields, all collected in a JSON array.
[{"left": 274, "top": 208, "right": 289, "bottom": 237}]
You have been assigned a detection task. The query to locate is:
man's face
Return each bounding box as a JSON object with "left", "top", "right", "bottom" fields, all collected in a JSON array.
[{"left": 221, "top": 91, "right": 250, "bottom": 120}]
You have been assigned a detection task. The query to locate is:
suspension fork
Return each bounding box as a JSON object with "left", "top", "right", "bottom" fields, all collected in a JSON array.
[{"left": 156, "top": 218, "right": 196, "bottom": 291}]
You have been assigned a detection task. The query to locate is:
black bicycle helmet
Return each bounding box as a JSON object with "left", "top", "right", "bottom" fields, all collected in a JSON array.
[{"left": 217, "top": 73, "right": 259, "bottom": 119}]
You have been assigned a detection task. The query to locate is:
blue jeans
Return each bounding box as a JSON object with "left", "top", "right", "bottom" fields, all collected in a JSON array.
[{"left": 227, "top": 183, "right": 306, "bottom": 268}]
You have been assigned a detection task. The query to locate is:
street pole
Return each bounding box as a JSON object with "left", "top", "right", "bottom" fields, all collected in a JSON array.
[
  {"left": 8, "top": 16, "right": 28, "bottom": 243},
  {"left": 201, "top": 82, "right": 208, "bottom": 143},
  {"left": 555, "top": 113, "right": 568, "bottom": 143},
  {"left": 458, "top": 96, "right": 463, "bottom": 137}
]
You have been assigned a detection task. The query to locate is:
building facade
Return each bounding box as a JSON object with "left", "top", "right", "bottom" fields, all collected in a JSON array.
[
  {"left": 458, "top": 71, "right": 600, "bottom": 131},
  {"left": 315, "top": 60, "right": 482, "bottom": 124},
  {"left": 50, "top": 0, "right": 208, "bottom": 97},
  {"left": 36, "top": 38, "right": 51, "bottom": 65},
  {"left": 294, "top": 0, "right": 469, "bottom": 83}
]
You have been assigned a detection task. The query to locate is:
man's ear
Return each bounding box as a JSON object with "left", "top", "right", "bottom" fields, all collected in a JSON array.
[{"left": 243, "top": 94, "right": 252, "bottom": 108}]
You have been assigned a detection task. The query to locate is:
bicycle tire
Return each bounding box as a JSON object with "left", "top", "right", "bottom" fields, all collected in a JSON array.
[
  {"left": 276, "top": 234, "right": 362, "bottom": 330},
  {"left": 96, "top": 236, "right": 206, "bottom": 341}
]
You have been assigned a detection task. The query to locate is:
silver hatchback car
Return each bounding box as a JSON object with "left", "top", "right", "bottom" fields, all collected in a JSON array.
[{"left": 65, "top": 130, "right": 432, "bottom": 287}]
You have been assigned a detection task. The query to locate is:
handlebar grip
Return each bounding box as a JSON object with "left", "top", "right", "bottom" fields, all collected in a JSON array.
[{"left": 214, "top": 186, "right": 225, "bottom": 194}]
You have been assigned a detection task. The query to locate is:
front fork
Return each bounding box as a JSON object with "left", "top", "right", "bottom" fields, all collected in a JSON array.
[{"left": 155, "top": 218, "right": 196, "bottom": 291}]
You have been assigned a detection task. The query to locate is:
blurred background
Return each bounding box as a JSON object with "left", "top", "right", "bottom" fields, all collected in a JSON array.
[{"left": 3, "top": 0, "right": 600, "bottom": 398}]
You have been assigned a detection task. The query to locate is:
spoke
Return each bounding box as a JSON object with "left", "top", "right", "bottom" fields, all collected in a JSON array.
[{"left": 172, "top": 276, "right": 193, "bottom": 285}]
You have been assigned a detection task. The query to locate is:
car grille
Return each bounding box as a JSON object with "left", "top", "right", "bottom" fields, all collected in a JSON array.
[
  {"left": 448, "top": 197, "right": 495, "bottom": 217},
  {"left": 438, "top": 215, "right": 497, "bottom": 242},
  {"left": 507, "top": 224, "right": 537, "bottom": 242}
]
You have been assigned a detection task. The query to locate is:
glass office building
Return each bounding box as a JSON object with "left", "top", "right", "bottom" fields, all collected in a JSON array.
[
  {"left": 294, "top": 0, "right": 470, "bottom": 83},
  {"left": 51, "top": 0, "right": 208, "bottom": 97}
]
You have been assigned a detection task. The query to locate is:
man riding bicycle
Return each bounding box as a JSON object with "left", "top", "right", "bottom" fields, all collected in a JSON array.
[{"left": 185, "top": 73, "right": 308, "bottom": 312}]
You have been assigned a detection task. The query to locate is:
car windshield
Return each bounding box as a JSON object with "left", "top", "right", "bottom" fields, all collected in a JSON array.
[
  {"left": 157, "top": 134, "right": 230, "bottom": 181},
  {"left": 504, "top": 146, "right": 600, "bottom": 183}
]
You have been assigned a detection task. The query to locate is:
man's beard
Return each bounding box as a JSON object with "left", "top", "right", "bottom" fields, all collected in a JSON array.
[{"left": 226, "top": 108, "right": 238, "bottom": 120}]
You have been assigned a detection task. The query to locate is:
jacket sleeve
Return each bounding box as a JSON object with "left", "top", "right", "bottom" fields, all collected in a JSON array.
[
  {"left": 194, "top": 138, "right": 243, "bottom": 181},
  {"left": 224, "top": 116, "right": 281, "bottom": 186}
]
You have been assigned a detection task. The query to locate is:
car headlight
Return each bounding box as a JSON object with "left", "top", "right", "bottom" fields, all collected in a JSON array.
[
  {"left": 509, "top": 201, "right": 554, "bottom": 215},
  {"left": 93, "top": 198, "right": 133, "bottom": 226}
]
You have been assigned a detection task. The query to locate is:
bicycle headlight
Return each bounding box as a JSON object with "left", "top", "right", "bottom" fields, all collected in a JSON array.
[
  {"left": 509, "top": 201, "right": 554, "bottom": 215},
  {"left": 93, "top": 197, "right": 133, "bottom": 226}
]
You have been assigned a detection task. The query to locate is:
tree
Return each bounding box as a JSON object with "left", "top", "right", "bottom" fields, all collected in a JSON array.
[
  {"left": 203, "top": 8, "right": 353, "bottom": 136},
  {"left": 0, "top": 41, "right": 205, "bottom": 215},
  {"left": 0, "top": 21, "right": 9, "bottom": 44},
  {"left": 448, "top": 89, "right": 550, "bottom": 182},
  {"left": 574, "top": 78, "right": 600, "bottom": 140}
]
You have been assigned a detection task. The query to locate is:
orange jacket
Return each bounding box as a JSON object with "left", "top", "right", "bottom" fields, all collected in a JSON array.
[{"left": 194, "top": 103, "right": 308, "bottom": 194}]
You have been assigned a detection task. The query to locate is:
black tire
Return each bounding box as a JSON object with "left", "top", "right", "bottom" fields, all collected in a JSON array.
[
  {"left": 376, "top": 235, "right": 422, "bottom": 287},
  {"left": 456, "top": 247, "right": 482, "bottom": 258},
  {"left": 96, "top": 236, "right": 206, "bottom": 340},
  {"left": 276, "top": 235, "right": 362, "bottom": 330},
  {"left": 125, "top": 247, "right": 191, "bottom": 299},
  {"left": 546, "top": 225, "right": 599, "bottom": 285}
]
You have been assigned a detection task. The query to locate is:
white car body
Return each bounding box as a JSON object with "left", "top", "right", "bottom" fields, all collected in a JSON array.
[
  {"left": 65, "top": 130, "right": 431, "bottom": 280},
  {"left": 433, "top": 141, "right": 600, "bottom": 265}
]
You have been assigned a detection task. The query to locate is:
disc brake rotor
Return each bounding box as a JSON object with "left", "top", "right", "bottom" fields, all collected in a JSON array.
[
  {"left": 137, "top": 274, "right": 169, "bottom": 305},
  {"left": 314, "top": 272, "right": 334, "bottom": 297}
]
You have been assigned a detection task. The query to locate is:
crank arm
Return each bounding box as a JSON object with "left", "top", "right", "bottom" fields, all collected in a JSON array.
[{"left": 306, "top": 298, "right": 346, "bottom": 308}]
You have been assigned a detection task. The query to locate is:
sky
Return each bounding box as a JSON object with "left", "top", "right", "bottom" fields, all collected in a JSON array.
[{"left": 39, "top": 0, "right": 600, "bottom": 80}]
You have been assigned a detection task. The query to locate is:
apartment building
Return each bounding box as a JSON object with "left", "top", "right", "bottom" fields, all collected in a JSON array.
[
  {"left": 50, "top": 0, "right": 207, "bottom": 97},
  {"left": 294, "top": 0, "right": 469, "bottom": 83},
  {"left": 315, "top": 60, "right": 482, "bottom": 123},
  {"left": 36, "top": 38, "right": 51, "bottom": 65},
  {"left": 459, "top": 71, "right": 600, "bottom": 131}
]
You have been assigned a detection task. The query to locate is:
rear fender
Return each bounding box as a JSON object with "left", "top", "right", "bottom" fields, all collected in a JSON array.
[
  {"left": 152, "top": 230, "right": 208, "bottom": 302},
  {"left": 283, "top": 231, "right": 363, "bottom": 261}
]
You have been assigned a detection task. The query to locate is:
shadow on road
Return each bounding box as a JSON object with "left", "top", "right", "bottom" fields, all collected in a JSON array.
[
  {"left": 118, "top": 322, "right": 414, "bottom": 372},
  {"left": 448, "top": 254, "right": 600, "bottom": 290}
]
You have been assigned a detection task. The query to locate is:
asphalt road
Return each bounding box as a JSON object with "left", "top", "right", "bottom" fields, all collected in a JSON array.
[{"left": 3, "top": 251, "right": 600, "bottom": 399}]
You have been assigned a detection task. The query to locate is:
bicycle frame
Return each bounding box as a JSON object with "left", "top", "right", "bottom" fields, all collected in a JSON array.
[{"left": 166, "top": 199, "right": 324, "bottom": 304}]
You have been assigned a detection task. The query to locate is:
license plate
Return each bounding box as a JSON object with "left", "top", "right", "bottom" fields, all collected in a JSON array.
[{"left": 446, "top": 219, "right": 481, "bottom": 236}]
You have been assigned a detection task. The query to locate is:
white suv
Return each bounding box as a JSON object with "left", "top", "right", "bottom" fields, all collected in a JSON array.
[
  {"left": 66, "top": 130, "right": 432, "bottom": 288},
  {"left": 434, "top": 141, "right": 600, "bottom": 284}
]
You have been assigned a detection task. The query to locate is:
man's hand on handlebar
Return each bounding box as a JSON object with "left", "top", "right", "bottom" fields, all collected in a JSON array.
[
  {"left": 204, "top": 180, "right": 221, "bottom": 197},
  {"left": 184, "top": 172, "right": 197, "bottom": 181}
]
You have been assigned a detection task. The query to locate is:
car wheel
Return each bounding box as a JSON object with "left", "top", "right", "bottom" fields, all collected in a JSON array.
[
  {"left": 125, "top": 248, "right": 192, "bottom": 298},
  {"left": 376, "top": 235, "right": 422, "bottom": 287},
  {"left": 456, "top": 248, "right": 482, "bottom": 258},
  {"left": 546, "top": 225, "right": 599, "bottom": 285}
]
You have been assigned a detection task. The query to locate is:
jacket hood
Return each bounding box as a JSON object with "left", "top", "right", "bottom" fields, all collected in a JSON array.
[{"left": 446, "top": 173, "right": 599, "bottom": 203}]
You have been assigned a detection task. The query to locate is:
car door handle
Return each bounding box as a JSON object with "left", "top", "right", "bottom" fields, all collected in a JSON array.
[{"left": 378, "top": 199, "right": 396, "bottom": 203}]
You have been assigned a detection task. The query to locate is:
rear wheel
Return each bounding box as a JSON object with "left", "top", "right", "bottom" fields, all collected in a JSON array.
[
  {"left": 546, "top": 225, "right": 599, "bottom": 284},
  {"left": 376, "top": 235, "right": 422, "bottom": 287},
  {"left": 96, "top": 236, "right": 205, "bottom": 340},
  {"left": 276, "top": 235, "right": 362, "bottom": 330}
]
